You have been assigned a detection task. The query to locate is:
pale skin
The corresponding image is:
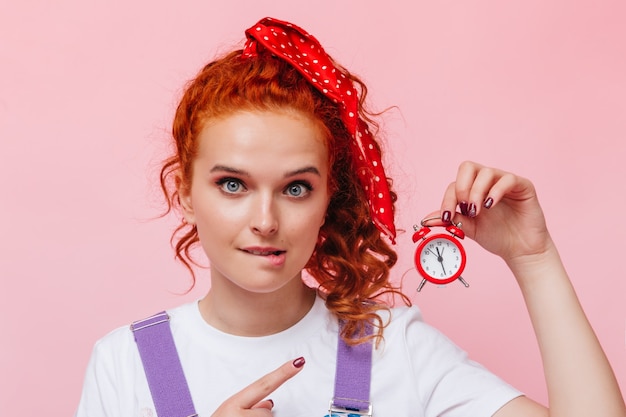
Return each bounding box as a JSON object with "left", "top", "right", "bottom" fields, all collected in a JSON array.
[
  {"left": 436, "top": 162, "right": 625, "bottom": 417},
  {"left": 181, "top": 111, "right": 625, "bottom": 416},
  {"left": 180, "top": 110, "right": 326, "bottom": 339},
  {"left": 180, "top": 110, "right": 324, "bottom": 415}
]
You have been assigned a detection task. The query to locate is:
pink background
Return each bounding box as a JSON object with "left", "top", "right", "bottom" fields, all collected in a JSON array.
[{"left": 1, "top": 0, "right": 625, "bottom": 414}]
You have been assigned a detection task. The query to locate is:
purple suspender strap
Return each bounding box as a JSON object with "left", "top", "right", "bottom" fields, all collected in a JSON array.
[
  {"left": 131, "top": 311, "right": 198, "bottom": 417},
  {"left": 330, "top": 322, "right": 374, "bottom": 416},
  {"left": 132, "top": 312, "right": 373, "bottom": 417}
]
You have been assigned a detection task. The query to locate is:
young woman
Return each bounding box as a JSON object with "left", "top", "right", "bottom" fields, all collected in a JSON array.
[{"left": 75, "top": 17, "right": 625, "bottom": 417}]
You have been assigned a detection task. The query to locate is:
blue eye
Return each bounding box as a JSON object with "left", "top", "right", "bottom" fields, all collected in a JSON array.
[
  {"left": 225, "top": 181, "right": 240, "bottom": 192},
  {"left": 285, "top": 182, "right": 312, "bottom": 197},
  {"left": 217, "top": 178, "right": 244, "bottom": 194}
]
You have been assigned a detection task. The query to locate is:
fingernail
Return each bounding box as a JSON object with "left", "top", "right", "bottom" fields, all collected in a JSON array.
[
  {"left": 468, "top": 203, "right": 477, "bottom": 218},
  {"left": 293, "top": 357, "right": 305, "bottom": 368},
  {"left": 268, "top": 399, "right": 274, "bottom": 408},
  {"left": 459, "top": 201, "right": 468, "bottom": 216},
  {"left": 483, "top": 197, "right": 494, "bottom": 209},
  {"left": 442, "top": 211, "right": 451, "bottom": 223}
]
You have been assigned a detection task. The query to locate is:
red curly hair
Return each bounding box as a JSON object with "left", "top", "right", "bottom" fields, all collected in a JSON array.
[{"left": 160, "top": 48, "right": 409, "bottom": 344}]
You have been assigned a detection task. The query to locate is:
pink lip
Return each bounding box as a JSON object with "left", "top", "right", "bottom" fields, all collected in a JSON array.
[
  {"left": 240, "top": 246, "right": 287, "bottom": 266},
  {"left": 241, "top": 246, "right": 285, "bottom": 254}
]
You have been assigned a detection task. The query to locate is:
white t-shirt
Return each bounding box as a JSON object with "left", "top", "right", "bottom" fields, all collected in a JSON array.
[{"left": 75, "top": 296, "right": 521, "bottom": 417}]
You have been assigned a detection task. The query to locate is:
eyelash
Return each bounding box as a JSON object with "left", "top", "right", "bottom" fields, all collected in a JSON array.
[
  {"left": 215, "top": 177, "right": 246, "bottom": 194},
  {"left": 214, "top": 178, "right": 313, "bottom": 198},
  {"left": 284, "top": 181, "right": 313, "bottom": 198}
]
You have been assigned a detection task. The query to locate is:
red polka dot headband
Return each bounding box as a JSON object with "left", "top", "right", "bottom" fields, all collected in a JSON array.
[{"left": 243, "top": 17, "right": 396, "bottom": 243}]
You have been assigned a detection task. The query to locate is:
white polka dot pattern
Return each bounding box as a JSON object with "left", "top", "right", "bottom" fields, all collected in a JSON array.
[{"left": 243, "top": 17, "right": 396, "bottom": 243}]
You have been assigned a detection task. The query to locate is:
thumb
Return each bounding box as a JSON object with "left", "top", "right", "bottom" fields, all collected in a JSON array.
[
  {"left": 251, "top": 399, "right": 274, "bottom": 410},
  {"left": 419, "top": 210, "right": 455, "bottom": 229}
]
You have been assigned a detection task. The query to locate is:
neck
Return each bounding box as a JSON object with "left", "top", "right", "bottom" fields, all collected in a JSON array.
[{"left": 198, "top": 276, "right": 317, "bottom": 337}]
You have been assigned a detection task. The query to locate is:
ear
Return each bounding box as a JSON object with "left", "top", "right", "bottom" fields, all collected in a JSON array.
[{"left": 176, "top": 172, "right": 195, "bottom": 225}]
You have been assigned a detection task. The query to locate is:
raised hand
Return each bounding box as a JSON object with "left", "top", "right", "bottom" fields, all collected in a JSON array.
[
  {"left": 211, "top": 357, "right": 305, "bottom": 417},
  {"left": 427, "top": 162, "right": 626, "bottom": 417},
  {"left": 434, "top": 161, "right": 553, "bottom": 266}
]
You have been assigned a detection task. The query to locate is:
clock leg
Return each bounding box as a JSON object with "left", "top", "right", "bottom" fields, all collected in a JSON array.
[
  {"left": 417, "top": 278, "right": 427, "bottom": 292},
  {"left": 458, "top": 276, "right": 470, "bottom": 288}
]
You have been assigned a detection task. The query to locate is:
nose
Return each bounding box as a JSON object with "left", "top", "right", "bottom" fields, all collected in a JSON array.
[{"left": 250, "top": 193, "right": 278, "bottom": 236}]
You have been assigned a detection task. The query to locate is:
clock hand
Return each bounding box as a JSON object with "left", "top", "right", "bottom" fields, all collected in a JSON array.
[{"left": 435, "top": 247, "right": 447, "bottom": 275}]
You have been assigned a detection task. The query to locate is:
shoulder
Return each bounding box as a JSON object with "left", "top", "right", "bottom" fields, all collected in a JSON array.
[
  {"left": 373, "top": 303, "right": 472, "bottom": 391},
  {"left": 76, "top": 305, "right": 196, "bottom": 417},
  {"left": 91, "top": 302, "right": 198, "bottom": 365},
  {"left": 90, "top": 321, "right": 136, "bottom": 366},
  {"left": 381, "top": 303, "right": 504, "bottom": 378},
  {"left": 383, "top": 303, "right": 461, "bottom": 354},
  {"left": 373, "top": 304, "right": 522, "bottom": 416}
]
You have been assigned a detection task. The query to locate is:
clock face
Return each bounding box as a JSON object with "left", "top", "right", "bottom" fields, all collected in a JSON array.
[{"left": 415, "top": 234, "right": 467, "bottom": 284}]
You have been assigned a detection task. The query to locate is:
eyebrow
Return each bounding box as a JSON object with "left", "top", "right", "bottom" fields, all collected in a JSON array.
[
  {"left": 210, "top": 165, "right": 249, "bottom": 175},
  {"left": 210, "top": 165, "right": 321, "bottom": 178},
  {"left": 283, "top": 166, "right": 321, "bottom": 178}
]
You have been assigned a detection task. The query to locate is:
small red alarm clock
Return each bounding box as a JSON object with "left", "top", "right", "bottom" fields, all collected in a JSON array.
[{"left": 412, "top": 218, "right": 469, "bottom": 292}]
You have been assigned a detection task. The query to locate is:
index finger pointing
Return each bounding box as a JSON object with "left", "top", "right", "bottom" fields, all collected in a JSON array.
[{"left": 229, "top": 357, "right": 306, "bottom": 409}]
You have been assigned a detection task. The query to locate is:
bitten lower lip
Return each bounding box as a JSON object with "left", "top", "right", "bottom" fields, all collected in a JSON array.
[
  {"left": 240, "top": 247, "right": 286, "bottom": 266},
  {"left": 241, "top": 247, "right": 285, "bottom": 256}
]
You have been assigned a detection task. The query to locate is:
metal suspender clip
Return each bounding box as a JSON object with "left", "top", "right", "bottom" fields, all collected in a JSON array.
[
  {"left": 130, "top": 311, "right": 170, "bottom": 332},
  {"left": 328, "top": 399, "right": 373, "bottom": 417}
]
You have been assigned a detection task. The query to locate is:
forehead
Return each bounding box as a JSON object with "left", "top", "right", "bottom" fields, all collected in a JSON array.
[{"left": 195, "top": 110, "right": 329, "bottom": 167}]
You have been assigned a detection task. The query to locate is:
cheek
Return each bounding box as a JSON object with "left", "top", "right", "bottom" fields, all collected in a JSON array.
[
  {"left": 192, "top": 205, "right": 245, "bottom": 248},
  {"left": 291, "top": 206, "right": 326, "bottom": 239},
  {"left": 190, "top": 189, "right": 244, "bottom": 224}
]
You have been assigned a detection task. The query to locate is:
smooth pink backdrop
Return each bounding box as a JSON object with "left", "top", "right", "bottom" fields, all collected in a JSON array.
[{"left": 1, "top": 1, "right": 625, "bottom": 414}]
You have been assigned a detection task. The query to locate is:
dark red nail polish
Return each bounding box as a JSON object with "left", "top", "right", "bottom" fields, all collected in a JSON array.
[
  {"left": 459, "top": 201, "right": 468, "bottom": 216},
  {"left": 468, "top": 203, "right": 477, "bottom": 218},
  {"left": 442, "top": 211, "right": 451, "bottom": 223},
  {"left": 293, "top": 357, "right": 305, "bottom": 368},
  {"left": 484, "top": 197, "right": 493, "bottom": 209},
  {"left": 268, "top": 399, "right": 274, "bottom": 408}
]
